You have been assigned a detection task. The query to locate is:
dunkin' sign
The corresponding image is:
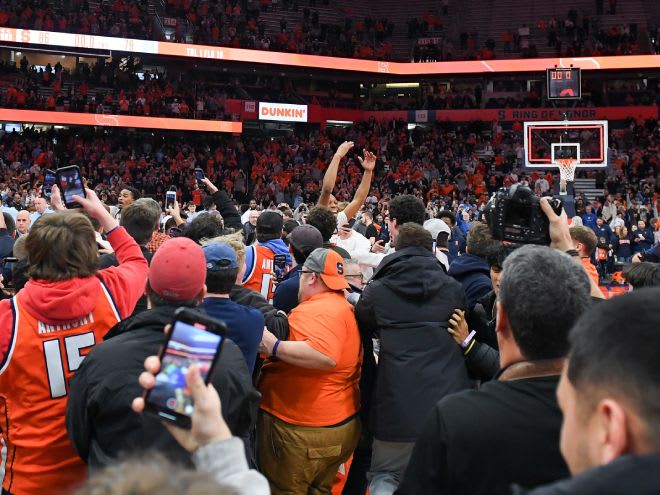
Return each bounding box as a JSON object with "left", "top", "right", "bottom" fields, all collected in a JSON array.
[{"left": 259, "top": 102, "right": 308, "bottom": 122}]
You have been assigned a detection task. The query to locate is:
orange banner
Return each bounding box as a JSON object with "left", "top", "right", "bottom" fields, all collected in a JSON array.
[
  {"left": 0, "top": 109, "right": 242, "bottom": 133},
  {"left": 0, "top": 27, "right": 659, "bottom": 75}
]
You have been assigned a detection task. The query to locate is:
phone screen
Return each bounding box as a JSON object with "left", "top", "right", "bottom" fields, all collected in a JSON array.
[
  {"left": 147, "top": 320, "right": 222, "bottom": 422},
  {"left": 43, "top": 170, "right": 56, "bottom": 197},
  {"left": 57, "top": 167, "right": 85, "bottom": 208},
  {"left": 194, "top": 169, "right": 204, "bottom": 186},
  {"left": 166, "top": 191, "right": 176, "bottom": 209}
]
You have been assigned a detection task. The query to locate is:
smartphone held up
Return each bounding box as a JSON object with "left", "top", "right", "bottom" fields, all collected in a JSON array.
[
  {"left": 56, "top": 165, "right": 86, "bottom": 208},
  {"left": 143, "top": 308, "right": 226, "bottom": 428},
  {"left": 194, "top": 168, "right": 205, "bottom": 188}
]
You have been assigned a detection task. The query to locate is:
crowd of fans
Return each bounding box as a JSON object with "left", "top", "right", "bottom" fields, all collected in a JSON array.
[
  {"left": 458, "top": 4, "right": 647, "bottom": 62},
  {"left": 0, "top": 0, "right": 153, "bottom": 39},
  {"left": 0, "top": 54, "right": 658, "bottom": 117},
  {"left": 0, "top": 113, "right": 658, "bottom": 495},
  {"left": 0, "top": 0, "right": 655, "bottom": 63}
]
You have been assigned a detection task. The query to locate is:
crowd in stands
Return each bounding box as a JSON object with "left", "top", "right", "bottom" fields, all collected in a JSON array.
[
  {"left": 161, "top": 0, "right": 396, "bottom": 60},
  {"left": 458, "top": 5, "right": 646, "bottom": 62},
  {"left": 0, "top": 0, "right": 655, "bottom": 63},
  {"left": 0, "top": 115, "right": 656, "bottom": 257},
  {"left": 0, "top": 0, "right": 153, "bottom": 39},
  {"left": 0, "top": 54, "right": 658, "bottom": 117}
]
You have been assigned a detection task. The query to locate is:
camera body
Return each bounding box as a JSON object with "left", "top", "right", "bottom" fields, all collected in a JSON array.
[{"left": 486, "top": 184, "right": 562, "bottom": 245}]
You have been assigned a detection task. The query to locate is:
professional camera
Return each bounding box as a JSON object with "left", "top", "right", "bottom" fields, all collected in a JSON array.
[{"left": 485, "top": 184, "right": 563, "bottom": 245}]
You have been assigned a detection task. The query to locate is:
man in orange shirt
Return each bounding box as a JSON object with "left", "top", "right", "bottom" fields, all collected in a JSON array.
[
  {"left": 569, "top": 226, "right": 604, "bottom": 295},
  {"left": 258, "top": 248, "right": 362, "bottom": 495}
]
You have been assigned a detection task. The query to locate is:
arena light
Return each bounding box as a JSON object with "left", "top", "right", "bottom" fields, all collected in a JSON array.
[
  {"left": 1, "top": 28, "right": 659, "bottom": 75},
  {"left": 0, "top": 109, "right": 242, "bottom": 133},
  {"left": 385, "top": 83, "right": 420, "bottom": 88}
]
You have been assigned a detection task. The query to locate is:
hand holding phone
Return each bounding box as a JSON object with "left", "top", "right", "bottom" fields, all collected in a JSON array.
[
  {"left": 43, "top": 169, "right": 56, "bottom": 198},
  {"left": 194, "top": 168, "right": 205, "bottom": 188},
  {"left": 166, "top": 190, "right": 177, "bottom": 210},
  {"left": 139, "top": 308, "right": 226, "bottom": 429},
  {"left": 132, "top": 355, "right": 231, "bottom": 452},
  {"left": 56, "top": 165, "right": 86, "bottom": 208}
]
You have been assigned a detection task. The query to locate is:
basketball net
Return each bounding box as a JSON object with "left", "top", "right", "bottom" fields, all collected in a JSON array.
[{"left": 556, "top": 158, "right": 577, "bottom": 195}]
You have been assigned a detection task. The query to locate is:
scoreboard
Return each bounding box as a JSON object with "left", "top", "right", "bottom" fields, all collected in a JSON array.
[{"left": 546, "top": 68, "right": 581, "bottom": 100}]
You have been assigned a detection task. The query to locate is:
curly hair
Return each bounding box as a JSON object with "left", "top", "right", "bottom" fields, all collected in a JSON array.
[
  {"left": 388, "top": 195, "right": 425, "bottom": 227},
  {"left": 307, "top": 206, "right": 336, "bottom": 242}
]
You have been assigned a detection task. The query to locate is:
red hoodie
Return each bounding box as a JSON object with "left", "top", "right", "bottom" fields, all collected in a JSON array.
[
  {"left": 0, "top": 226, "right": 148, "bottom": 495},
  {"left": 0, "top": 227, "right": 147, "bottom": 347}
]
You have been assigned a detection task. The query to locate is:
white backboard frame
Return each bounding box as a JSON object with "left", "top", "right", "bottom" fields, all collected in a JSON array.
[{"left": 523, "top": 120, "right": 608, "bottom": 169}]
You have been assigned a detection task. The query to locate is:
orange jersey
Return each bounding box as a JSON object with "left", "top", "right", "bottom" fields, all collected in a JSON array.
[
  {"left": 0, "top": 284, "right": 121, "bottom": 495},
  {"left": 242, "top": 244, "right": 280, "bottom": 302}
]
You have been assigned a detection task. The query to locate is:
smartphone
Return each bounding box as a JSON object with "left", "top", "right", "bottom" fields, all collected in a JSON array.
[
  {"left": 43, "top": 169, "right": 56, "bottom": 198},
  {"left": 56, "top": 165, "right": 86, "bottom": 208},
  {"left": 273, "top": 253, "right": 288, "bottom": 282},
  {"left": 144, "top": 308, "right": 226, "bottom": 429},
  {"left": 194, "top": 168, "right": 205, "bottom": 187},
  {"left": 165, "top": 190, "right": 177, "bottom": 210}
]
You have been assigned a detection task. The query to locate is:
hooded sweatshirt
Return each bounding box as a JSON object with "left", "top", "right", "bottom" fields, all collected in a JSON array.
[
  {"left": 355, "top": 246, "right": 471, "bottom": 441},
  {"left": 448, "top": 253, "right": 492, "bottom": 310},
  {"left": 0, "top": 227, "right": 148, "bottom": 495}
]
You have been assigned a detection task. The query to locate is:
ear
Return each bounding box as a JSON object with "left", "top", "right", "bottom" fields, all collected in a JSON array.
[
  {"left": 495, "top": 300, "right": 511, "bottom": 340},
  {"left": 595, "top": 399, "right": 631, "bottom": 465},
  {"left": 197, "top": 284, "right": 207, "bottom": 302}
]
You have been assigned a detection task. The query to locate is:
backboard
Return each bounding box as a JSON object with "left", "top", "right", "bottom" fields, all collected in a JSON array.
[{"left": 523, "top": 120, "right": 608, "bottom": 169}]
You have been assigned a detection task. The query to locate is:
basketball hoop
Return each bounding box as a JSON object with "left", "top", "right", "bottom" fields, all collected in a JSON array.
[{"left": 556, "top": 158, "right": 577, "bottom": 182}]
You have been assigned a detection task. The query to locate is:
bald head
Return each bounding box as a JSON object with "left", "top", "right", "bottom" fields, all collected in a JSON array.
[{"left": 16, "top": 210, "right": 31, "bottom": 235}]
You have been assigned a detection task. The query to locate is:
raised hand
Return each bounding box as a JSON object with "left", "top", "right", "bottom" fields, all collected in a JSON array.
[
  {"left": 357, "top": 150, "right": 377, "bottom": 172},
  {"left": 335, "top": 141, "right": 355, "bottom": 159}
]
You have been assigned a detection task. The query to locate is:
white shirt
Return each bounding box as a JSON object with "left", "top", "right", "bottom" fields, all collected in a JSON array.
[
  {"left": 436, "top": 250, "right": 449, "bottom": 272},
  {"left": 334, "top": 230, "right": 371, "bottom": 256},
  {"left": 336, "top": 210, "right": 348, "bottom": 228}
]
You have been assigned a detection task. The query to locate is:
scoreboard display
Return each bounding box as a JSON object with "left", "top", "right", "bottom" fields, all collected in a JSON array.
[{"left": 546, "top": 68, "right": 581, "bottom": 100}]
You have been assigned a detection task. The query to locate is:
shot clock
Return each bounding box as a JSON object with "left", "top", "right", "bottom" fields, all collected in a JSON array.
[{"left": 546, "top": 68, "right": 581, "bottom": 100}]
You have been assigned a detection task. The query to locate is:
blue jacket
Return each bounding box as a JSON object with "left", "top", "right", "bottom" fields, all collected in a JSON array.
[
  {"left": 633, "top": 227, "right": 654, "bottom": 252},
  {"left": 643, "top": 242, "right": 660, "bottom": 262},
  {"left": 448, "top": 253, "right": 492, "bottom": 310},
  {"left": 593, "top": 224, "right": 613, "bottom": 245},
  {"left": 581, "top": 213, "right": 597, "bottom": 229}
]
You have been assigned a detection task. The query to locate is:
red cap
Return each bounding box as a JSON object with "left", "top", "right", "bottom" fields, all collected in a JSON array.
[{"left": 148, "top": 238, "right": 206, "bottom": 301}]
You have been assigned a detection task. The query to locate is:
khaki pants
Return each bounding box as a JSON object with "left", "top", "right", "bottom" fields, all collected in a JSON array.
[{"left": 258, "top": 411, "right": 361, "bottom": 495}]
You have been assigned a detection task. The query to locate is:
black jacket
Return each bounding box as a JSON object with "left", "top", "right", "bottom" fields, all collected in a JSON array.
[
  {"left": 511, "top": 454, "right": 660, "bottom": 495},
  {"left": 66, "top": 305, "right": 259, "bottom": 473},
  {"left": 464, "top": 290, "right": 500, "bottom": 381},
  {"left": 211, "top": 190, "right": 242, "bottom": 231},
  {"left": 230, "top": 284, "right": 289, "bottom": 340},
  {"left": 355, "top": 246, "right": 471, "bottom": 442},
  {"left": 396, "top": 361, "right": 569, "bottom": 495}
]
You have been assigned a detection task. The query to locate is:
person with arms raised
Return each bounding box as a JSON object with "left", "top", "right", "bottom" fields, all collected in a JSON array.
[
  {"left": 0, "top": 185, "right": 148, "bottom": 495},
  {"left": 318, "top": 141, "right": 376, "bottom": 227}
]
